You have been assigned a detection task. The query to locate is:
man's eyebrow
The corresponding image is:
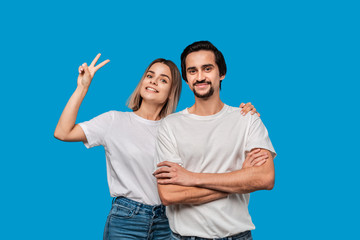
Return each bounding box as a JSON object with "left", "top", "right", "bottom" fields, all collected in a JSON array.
[
  {"left": 187, "top": 66, "right": 196, "bottom": 71},
  {"left": 202, "top": 64, "right": 215, "bottom": 68}
]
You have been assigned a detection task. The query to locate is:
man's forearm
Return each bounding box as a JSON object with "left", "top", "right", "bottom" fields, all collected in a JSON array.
[
  {"left": 157, "top": 184, "right": 228, "bottom": 206},
  {"left": 193, "top": 153, "right": 275, "bottom": 194}
]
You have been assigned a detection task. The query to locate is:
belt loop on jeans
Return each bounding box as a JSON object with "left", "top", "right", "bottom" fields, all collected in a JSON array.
[{"left": 134, "top": 204, "right": 141, "bottom": 214}]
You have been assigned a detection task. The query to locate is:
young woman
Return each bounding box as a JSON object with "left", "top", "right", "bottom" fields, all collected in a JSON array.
[{"left": 54, "top": 54, "right": 259, "bottom": 240}]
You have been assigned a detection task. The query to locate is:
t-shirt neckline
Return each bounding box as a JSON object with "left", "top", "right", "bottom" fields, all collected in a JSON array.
[
  {"left": 183, "top": 104, "right": 228, "bottom": 120},
  {"left": 130, "top": 112, "right": 162, "bottom": 125}
]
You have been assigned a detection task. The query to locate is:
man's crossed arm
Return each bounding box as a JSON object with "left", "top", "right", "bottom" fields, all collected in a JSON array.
[{"left": 154, "top": 148, "right": 274, "bottom": 206}]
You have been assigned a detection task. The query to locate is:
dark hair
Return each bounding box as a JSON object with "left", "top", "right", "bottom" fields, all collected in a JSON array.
[{"left": 180, "top": 41, "right": 227, "bottom": 83}]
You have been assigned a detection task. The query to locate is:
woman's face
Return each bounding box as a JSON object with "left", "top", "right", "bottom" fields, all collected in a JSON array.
[{"left": 140, "top": 62, "right": 172, "bottom": 105}]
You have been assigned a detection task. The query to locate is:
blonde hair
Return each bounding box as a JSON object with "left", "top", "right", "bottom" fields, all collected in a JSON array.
[{"left": 127, "top": 58, "right": 182, "bottom": 119}]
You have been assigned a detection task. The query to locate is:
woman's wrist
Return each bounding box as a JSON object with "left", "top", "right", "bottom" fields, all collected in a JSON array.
[{"left": 75, "top": 85, "right": 89, "bottom": 96}]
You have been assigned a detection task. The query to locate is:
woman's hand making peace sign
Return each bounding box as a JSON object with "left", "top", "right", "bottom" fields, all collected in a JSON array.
[
  {"left": 77, "top": 53, "right": 110, "bottom": 89},
  {"left": 54, "top": 53, "right": 110, "bottom": 142}
]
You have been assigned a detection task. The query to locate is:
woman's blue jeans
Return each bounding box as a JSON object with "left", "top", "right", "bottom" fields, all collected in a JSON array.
[{"left": 103, "top": 197, "right": 170, "bottom": 240}]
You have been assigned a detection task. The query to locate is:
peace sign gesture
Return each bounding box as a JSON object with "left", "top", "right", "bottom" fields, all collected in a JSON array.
[{"left": 78, "top": 53, "right": 110, "bottom": 89}]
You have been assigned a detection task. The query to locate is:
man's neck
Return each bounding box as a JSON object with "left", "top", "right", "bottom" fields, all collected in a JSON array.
[{"left": 188, "top": 96, "right": 224, "bottom": 116}]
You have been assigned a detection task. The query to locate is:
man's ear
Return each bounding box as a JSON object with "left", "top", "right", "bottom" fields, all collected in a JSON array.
[{"left": 220, "top": 74, "right": 226, "bottom": 80}]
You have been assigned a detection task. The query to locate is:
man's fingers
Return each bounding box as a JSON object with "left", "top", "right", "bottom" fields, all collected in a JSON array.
[
  {"left": 90, "top": 53, "right": 101, "bottom": 67},
  {"left": 254, "top": 159, "right": 267, "bottom": 167},
  {"left": 157, "top": 161, "right": 176, "bottom": 167},
  {"left": 154, "top": 173, "right": 173, "bottom": 179},
  {"left": 246, "top": 148, "right": 261, "bottom": 159},
  {"left": 153, "top": 167, "right": 171, "bottom": 175},
  {"left": 250, "top": 154, "right": 268, "bottom": 165},
  {"left": 248, "top": 152, "right": 267, "bottom": 163},
  {"left": 95, "top": 59, "right": 110, "bottom": 71},
  {"left": 251, "top": 152, "right": 268, "bottom": 160}
]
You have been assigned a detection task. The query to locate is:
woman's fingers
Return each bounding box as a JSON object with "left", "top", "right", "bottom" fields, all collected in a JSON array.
[
  {"left": 82, "top": 63, "right": 90, "bottom": 75},
  {"left": 90, "top": 53, "right": 102, "bottom": 67},
  {"left": 240, "top": 102, "right": 252, "bottom": 115},
  {"left": 78, "top": 65, "right": 84, "bottom": 74},
  {"left": 250, "top": 108, "right": 256, "bottom": 115},
  {"left": 90, "top": 53, "right": 110, "bottom": 71},
  {"left": 95, "top": 59, "right": 110, "bottom": 71}
]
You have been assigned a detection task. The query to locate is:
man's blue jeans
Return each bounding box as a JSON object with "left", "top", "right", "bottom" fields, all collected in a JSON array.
[
  {"left": 170, "top": 230, "right": 253, "bottom": 240},
  {"left": 103, "top": 197, "right": 170, "bottom": 240}
]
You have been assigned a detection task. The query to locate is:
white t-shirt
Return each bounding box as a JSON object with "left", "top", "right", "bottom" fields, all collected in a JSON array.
[
  {"left": 155, "top": 104, "right": 276, "bottom": 238},
  {"left": 79, "top": 111, "right": 162, "bottom": 205}
]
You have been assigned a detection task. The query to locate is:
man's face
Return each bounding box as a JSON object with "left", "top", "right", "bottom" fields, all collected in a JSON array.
[{"left": 185, "top": 50, "right": 225, "bottom": 99}]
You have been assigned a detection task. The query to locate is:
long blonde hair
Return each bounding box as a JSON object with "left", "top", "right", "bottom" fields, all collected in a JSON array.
[{"left": 127, "top": 58, "right": 182, "bottom": 119}]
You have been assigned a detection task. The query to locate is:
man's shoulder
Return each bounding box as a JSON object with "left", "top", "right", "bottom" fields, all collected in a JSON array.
[
  {"left": 223, "top": 104, "right": 261, "bottom": 123},
  {"left": 225, "top": 104, "right": 241, "bottom": 113}
]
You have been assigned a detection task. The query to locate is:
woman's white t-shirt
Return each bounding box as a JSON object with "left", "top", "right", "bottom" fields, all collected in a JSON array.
[{"left": 79, "top": 111, "right": 161, "bottom": 205}]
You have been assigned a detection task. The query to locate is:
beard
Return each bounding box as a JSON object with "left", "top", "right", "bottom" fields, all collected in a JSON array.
[{"left": 193, "top": 80, "right": 214, "bottom": 99}]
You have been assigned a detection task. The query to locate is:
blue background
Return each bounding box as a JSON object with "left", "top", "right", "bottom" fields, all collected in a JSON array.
[{"left": 1, "top": 0, "right": 359, "bottom": 239}]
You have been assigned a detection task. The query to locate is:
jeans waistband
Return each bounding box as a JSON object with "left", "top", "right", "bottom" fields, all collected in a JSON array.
[
  {"left": 172, "top": 230, "right": 251, "bottom": 240},
  {"left": 113, "top": 197, "right": 165, "bottom": 215}
]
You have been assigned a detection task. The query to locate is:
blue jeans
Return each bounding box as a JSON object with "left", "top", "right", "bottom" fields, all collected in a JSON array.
[
  {"left": 170, "top": 230, "right": 252, "bottom": 240},
  {"left": 103, "top": 197, "right": 171, "bottom": 240}
]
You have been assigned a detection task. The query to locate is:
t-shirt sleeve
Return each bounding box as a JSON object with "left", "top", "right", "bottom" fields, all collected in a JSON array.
[
  {"left": 78, "top": 111, "right": 114, "bottom": 149},
  {"left": 245, "top": 115, "right": 276, "bottom": 158},
  {"left": 154, "top": 120, "right": 183, "bottom": 171}
]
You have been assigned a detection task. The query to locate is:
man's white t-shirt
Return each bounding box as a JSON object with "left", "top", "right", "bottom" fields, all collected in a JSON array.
[
  {"left": 79, "top": 111, "right": 162, "bottom": 205},
  {"left": 155, "top": 104, "right": 276, "bottom": 238}
]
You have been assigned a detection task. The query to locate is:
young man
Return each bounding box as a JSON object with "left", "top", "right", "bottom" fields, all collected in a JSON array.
[{"left": 154, "top": 41, "right": 276, "bottom": 239}]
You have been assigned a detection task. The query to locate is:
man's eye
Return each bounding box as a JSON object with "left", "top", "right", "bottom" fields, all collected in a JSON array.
[
  {"left": 189, "top": 70, "right": 196, "bottom": 74},
  {"left": 205, "top": 67, "right": 212, "bottom": 72}
]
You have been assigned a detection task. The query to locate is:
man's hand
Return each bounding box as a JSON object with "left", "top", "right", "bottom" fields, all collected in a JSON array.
[
  {"left": 154, "top": 161, "right": 197, "bottom": 186},
  {"left": 242, "top": 148, "right": 269, "bottom": 169}
]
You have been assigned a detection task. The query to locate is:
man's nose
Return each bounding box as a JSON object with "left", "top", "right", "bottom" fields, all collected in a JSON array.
[{"left": 197, "top": 71, "right": 205, "bottom": 81}]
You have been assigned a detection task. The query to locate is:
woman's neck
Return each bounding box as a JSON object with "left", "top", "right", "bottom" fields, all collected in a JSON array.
[{"left": 134, "top": 101, "right": 164, "bottom": 121}]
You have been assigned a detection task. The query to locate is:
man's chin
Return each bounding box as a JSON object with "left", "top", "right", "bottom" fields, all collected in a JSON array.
[{"left": 193, "top": 88, "right": 214, "bottom": 99}]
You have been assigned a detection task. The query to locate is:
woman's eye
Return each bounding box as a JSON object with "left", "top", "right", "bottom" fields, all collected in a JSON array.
[
  {"left": 147, "top": 75, "right": 152, "bottom": 78},
  {"left": 160, "top": 79, "right": 167, "bottom": 83}
]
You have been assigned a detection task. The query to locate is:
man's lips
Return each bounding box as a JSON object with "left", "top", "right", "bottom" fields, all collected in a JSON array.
[{"left": 194, "top": 81, "right": 211, "bottom": 89}]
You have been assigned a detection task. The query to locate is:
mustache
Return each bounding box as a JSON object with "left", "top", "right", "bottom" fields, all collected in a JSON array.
[{"left": 193, "top": 80, "right": 211, "bottom": 87}]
